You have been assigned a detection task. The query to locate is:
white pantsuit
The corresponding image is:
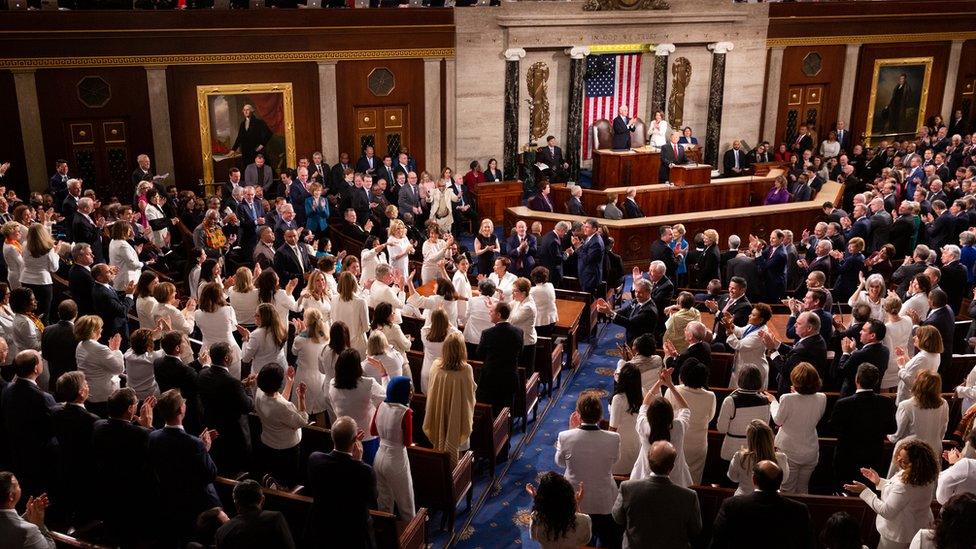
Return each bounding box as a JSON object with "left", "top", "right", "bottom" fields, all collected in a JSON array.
[{"left": 372, "top": 402, "right": 415, "bottom": 520}]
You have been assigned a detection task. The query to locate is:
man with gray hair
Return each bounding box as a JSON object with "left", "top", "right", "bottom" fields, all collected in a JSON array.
[
  {"left": 939, "top": 243, "right": 967, "bottom": 313},
  {"left": 68, "top": 243, "right": 96, "bottom": 315},
  {"left": 538, "top": 221, "right": 573, "bottom": 286},
  {"left": 596, "top": 276, "right": 658, "bottom": 345},
  {"left": 892, "top": 244, "right": 932, "bottom": 297},
  {"left": 72, "top": 196, "right": 104, "bottom": 263},
  {"left": 761, "top": 310, "right": 828, "bottom": 394},
  {"left": 640, "top": 260, "right": 674, "bottom": 339},
  {"left": 663, "top": 320, "right": 711, "bottom": 379},
  {"left": 721, "top": 234, "right": 741, "bottom": 273}
]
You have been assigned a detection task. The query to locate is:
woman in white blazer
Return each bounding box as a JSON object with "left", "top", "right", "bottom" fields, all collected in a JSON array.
[
  {"left": 360, "top": 236, "right": 389, "bottom": 284},
  {"left": 463, "top": 280, "right": 497, "bottom": 345},
  {"left": 845, "top": 439, "right": 940, "bottom": 549},
  {"left": 124, "top": 328, "right": 161, "bottom": 401},
  {"left": 229, "top": 266, "right": 261, "bottom": 328},
  {"left": 894, "top": 326, "right": 942, "bottom": 403},
  {"left": 426, "top": 181, "right": 458, "bottom": 242},
  {"left": 331, "top": 271, "right": 369, "bottom": 355},
  {"left": 329, "top": 348, "right": 387, "bottom": 465},
  {"left": 74, "top": 315, "right": 125, "bottom": 416},
  {"left": 509, "top": 278, "right": 538, "bottom": 369},
  {"left": 768, "top": 362, "right": 826, "bottom": 494},
  {"left": 108, "top": 222, "right": 144, "bottom": 291},
  {"left": 716, "top": 365, "right": 771, "bottom": 461},
  {"left": 2, "top": 222, "right": 24, "bottom": 290},
  {"left": 889, "top": 370, "right": 949, "bottom": 477},
  {"left": 647, "top": 111, "right": 670, "bottom": 148},
  {"left": 143, "top": 191, "right": 169, "bottom": 248},
  {"left": 451, "top": 255, "right": 473, "bottom": 322},
  {"left": 421, "top": 223, "right": 453, "bottom": 284},
  {"left": 630, "top": 367, "right": 693, "bottom": 487},
  {"left": 239, "top": 303, "right": 288, "bottom": 370},
  {"left": 297, "top": 270, "right": 332, "bottom": 327},
  {"left": 363, "top": 331, "right": 406, "bottom": 386},
  {"left": 255, "top": 269, "right": 301, "bottom": 329},
  {"left": 405, "top": 277, "right": 457, "bottom": 328},
  {"left": 724, "top": 303, "right": 772, "bottom": 389},
  {"left": 609, "top": 363, "right": 643, "bottom": 476},
  {"left": 20, "top": 223, "right": 60, "bottom": 321},
  {"left": 9, "top": 288, "right": 43, "bottom": 370},
  {"left": 488, "top": 257, "right": 517, "bottom": 300},
  {"left": 529, "top": 267, "right": 557, "bottom": 338},
  {"left": 255, "top": 363, "right": 309, "bottom": 489},
  {"left": 290, "top": 308, "right": 331, "bottom": 424},
  {"left": 664, "top": 359, "right": 716, "bottom": 485},
  {"left": 195, "top": 282, "right": 242, "bottom": 379},
  {"left": 134, "top": 272, "right": 159, "bottom": 332},
  {"left": 152, "top": 282, "right": 196, "bottom": 363},
  {"left": 371, "top": 302, "right": 412, "bottom": 355},
  {"left": 883, "top": 296, "right": 913, "bottom": 392}
]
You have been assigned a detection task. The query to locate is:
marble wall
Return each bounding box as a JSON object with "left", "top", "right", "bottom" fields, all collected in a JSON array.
[{"left": 454, "top": 0, "right": 769, "bottom": 172}]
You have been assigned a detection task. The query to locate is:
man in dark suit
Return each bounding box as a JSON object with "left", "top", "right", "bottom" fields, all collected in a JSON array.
[
  {"left": 72, "top": 197, "right": 104, "bottom": 263},
  {"left": 645, "top": 261, "right": 675, "bottom": 337},
  {"left": 790, "top": 125, "right": 814, "bottom": 155},
  {"left": 305, "top": 416, "right": 378, "bottom": 549},
  {"left": 722, "top": 140, "right": 749, "bottom": 177},
  {"left": 273, "top": 205, "right": 300, "bottom": 248},
  {"left": 948, "top": 109, "right": 969, "bottom": 137},
  {"left": 573, "top": 219, "right": 606, "bottom": 294},
  {"left": 726, "top": 252, "right": 762, "bottom": 302},
  {"left": 308, "top": 151, "right": 330, "bottom": 187},
  {"left": 926, "top": 201, "right": 955, "bottom": 251},
  {"left": 785, "top": 288, "right": 834, "bottom": 345},
  {"left": 154, "top": 331, "right": 204, "bottom": 434},
  {"left": 339, "top": 209, "right": 373, "bottom": 243},
  {"left": 537, "top": 135, "right": 570, "bottom": 182},
  {"left": 375, "top": 155, "right": 397, "bottom": 192},
  {"left": 828, "top": 364, "right": 897, "bottom": 488},
  {"left": 274, "top": 228, "right": 311, "bottom": 296},
  {"left": 476, "top": 302, "right": 524, "bottom": 415},
  {"left": 288, "top": 168, "right": 313, "bottom": 228},
  {"left": 621, "top": 188, "right": 644, "bottom": 218},
  {"left": 650, "top": 226, "right": 680, "bottom": 283},
  {"left": 52, "top": 370, "right": 99, "bottom": 522},
  {"left": 131, "top": 153, "right": 157, "bottom": 190},
  {"left": 889, "top": 202, "right": 916, "bottom": 258},
  {"left": 329, "top": 152, "right": 353, "bottom": 193},
  {"left": 355, "top": 144, "right": 379, "bottom": 175},
  {"left": 597, "top": 277, "right": 658, "bottom": 345},
  {"left": 612, "top": 105, "right": 636, "bottom": 150},
  {"left": 49, "top": 159, "right": 71, "bottom": 213},
  {"left": 506, "top": 220, "right": 538, "bottom": 277},
  {"left": 397, "top": 171, "right": 424, "bottom": 220},
  {"left": 1, "top": 351, "right": 57, "bottom": 498},
  {"left": 834, "top": 121, "right": 851, "bottom": 153},
  {"left": 663, "top": 321, "right": 711, "bottom": 380},
  {"left": 197, "top": 342, "right": 255, "bottom": 475},
  {"left": 711, "top": 461, "right": 815, "bottom": 549},
  {"left": 216, "top": 480, "right": 295, "bottom": 549},
  {"left": 706, "top": 277, "right": 752, "bottom": 351},
  {"left": 939, "top": 245, "right": 969, "bottom": 315},
  {"left": 659, "top": 131, "right": 687, "bottom": 183},
  {"left": 148, "top": 388, "right": 220, "bottom": 545},
  {"left": 537, "top": 222, "right": 571, "bottom": 287},
  {"left": 236, "top": 185, "right": 267, "bottom": 259},
  {"left": 612, "top": 440, "right": 701, "bottom": 549},
  {"left": 60, "top": 179, "right": 82, "bottom": 241},
  {"left": 91, "top": 264, "right": 135, "bottom": 345},
  {"left": 762, "top": 312, "right": 828, "bottom": 395},
  {"left": 835, "top": 319, "right": 889, "bottom": 396},
  {"left": 41, "top": 300, "right": 78, "bottom": 392},
  {"left": 753, "top": 230, "right": 788, "bottom": 303},
  {"left": 67, "top": 244, "right": 96, "bottom": 316},
  {"left": 231, "top": 105, "right": 273, "bottom": 169},
  {"left": 920, "top": 289, "right": 955, "bottom": 370}
]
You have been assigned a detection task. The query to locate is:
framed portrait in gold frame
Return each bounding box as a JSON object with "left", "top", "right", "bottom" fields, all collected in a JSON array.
[
  {"left": 865, "top": 57, "right": 932, "bottom": 145},
  {"left": 196, "top": 82, "right": 296, "bottom": 193}
]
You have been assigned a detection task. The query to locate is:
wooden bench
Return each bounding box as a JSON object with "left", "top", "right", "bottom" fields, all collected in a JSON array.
[
  {"left": 50, "top": 531, "right": 114, "bottom": 549},
  {"left": 409, "top": 394, "right": 510, "bottom": 478},
  {"left": 215, "top": 476, "right": 427, "bottom": 549},
  {"left": 534, "top": 335, "right": 565, "bottom": 396},
  {"left": 554, "top": 289, "right": 590, "bottom": 368},
  {"left": 407, "top": 447, "right": 474, "bottom": 534}
]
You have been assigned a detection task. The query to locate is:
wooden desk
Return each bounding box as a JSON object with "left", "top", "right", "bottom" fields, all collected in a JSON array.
[
  {"left": 751, "top": 161, "right": 791, "bottom": 176},
  {"left": 415, "top": 280, "right": 437, "bottom": 297},
  {"left": 670, "top": 164, "right": 712, "bottom": 186},
  {"left": 472, "top": 180, "right": 523, "bottom": 225},
  {"left": 591, "top": 149, "right": 661, "bottom": 190},
  {"left": 555, "top": 298, "right": 587, "bottom": 369}
]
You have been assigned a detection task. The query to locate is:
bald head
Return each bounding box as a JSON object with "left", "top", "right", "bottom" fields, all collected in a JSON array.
[
  {"left": 331, "top": 416, "right": 358, "bottom": 452},
  {"left": 648, "top": 440, "right": 677, "bottom": 475},
  {"left": 753, "top": 460, "right": 784, "bottom": 491}
]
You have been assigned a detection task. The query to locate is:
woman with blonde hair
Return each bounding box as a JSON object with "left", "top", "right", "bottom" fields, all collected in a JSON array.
[
  {"left": 298, "top": 269, "right": 332, "bottom": 325},
  {"left": 239, "top": 303, "right": 289, "bottom": 369},
  {"left": 768, "top": 362, "right": 826, "bottom": 494},
  {"left": 331, "top": 271, "right": 369, "bottom": 354},
  {"left": 152, "top": 282, "right": 196, "bottom": 363},
  {"left": 894, "top": 325, "right": 942, "bottom": 403},
  {"left": 882, "top": 295, "right": 913, "bottom": 392},
  {"left": 20, "top": 223, "right": 59, "bottom": 320},
  {"left": 670, "top": 223, "right": 689, "bottom": 287},
  {"left": 290, "top": 308, "right": 331, "bottom": 423},
  {"left": 423, "top": 332, "right": 476, "bottom": 464},
  {"left": 473, "top": 218, "right": 500, "bottom": 276},
  {"left": 420, "top": 309, "right": 458, "bottom": 393},
  {"left": 421, "top": 222, "right": 453, "bottom": 284},
  {"left": 386, "top": 219, "right": 413, "bottom": 279},
  {"left": 195, "top": 282, "right": 242, "bottom": 378},
  {"left": 363, "top": 331, "right": 406, "bottom": 386},
  {"left": 108, "top": 221, "right": 143, "bottom": 291},
  {"left": 229, "top": 265, "right": 260, "bottom": 328},
  {"left": 2, "top": 222, "right": 24, "bottom": 290},
  {"left": 74, "top": 314, "right": 124, "bottom": 417},
  {"left": 848, "top": 272, "right": 886, "bottom": 321},
  {"left": 888, "top": 370, "right": 949, "bottom": 477},
  {"left": 727, "top": 419, "right": 790, "bottom": 495}
]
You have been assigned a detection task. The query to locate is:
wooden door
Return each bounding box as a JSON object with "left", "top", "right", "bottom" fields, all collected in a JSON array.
[
  {"left": 953, "top": 73, "right": 975, "bottom": 135},
  {"left": 782, "top": 84, "right": 827, "bottom": 146},
  {"left": 354, "top": 105, "right": 408, "bottom": 160},
  {"left": 64, "top": 119, "right": 131, "bottom": 198}
]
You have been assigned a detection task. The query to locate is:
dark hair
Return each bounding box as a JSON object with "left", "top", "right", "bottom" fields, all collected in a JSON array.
[
  {"left": 855, "top": 363, "right": 880, "bottom": 390},
  {"left": 680, "top": 358, "right": 709, "bottom": 389},
  {"left": 899, "top": 439, "right": 940, "bottom": 487},
  {"left": 333, "top": 349, "right": 364, "bottom": 390},
  {"left": 371, "top": 302, "right": 395, "bottom": 330},
  {"left": 9, "top": 287, "right": 35, "bottom": 314},
  {"left": 13, "top": 350, "right": 40, "bottom": 377},
  {"left": 634, "top": 334, "right": 656, "bottom": 357},
  {"left": 530, "top": 266, "right": 550, "bottom": 285},
  {"left": 435, "top": 278, "right": 457, "bottom": 301},
  {"left": 934, "top": 493, "right": 976, "bottom": 549},
  {"left": 56, "top": 371, "right": 86, "bottom": 403},
  {"left": 328, "top": 321, "right": 350, "bottom": 354},
  {"left": 107, "top": 387, "right": 138, "bottom": 418},
  {"left": 257, "top": 364, "right": 285, "bottom": 395},
  {"left": 530, "top": 471, "right": 578, "bottom": 544},
  {"left": 56, "top": 299, "right": 78, "bottom": 322},
  {"left": 753, "top": 303, "right": 773, "bottom": 324},
  {"left": 0, "top": 471, "right": 15, "bottom": 501},
  {"left": 820, "top": 512, "right": 863, "bottom": 549},
  {"left": 576, "top": 392, "right": 603, "bottom": 424},
  {"left": 494, "top": 301, "right": 511, "bottom": 321},
  {"left": 614, "top": 363, "right": 643, "bottom": 414},
  {"left": 157, "top": 388, "right": 185, "bottom": 423},
  {"left": 129, "top": 328, "right": 154, "bottom": 355},
  {"left": 255, "top": 269, "right": 279, "bottom": 304},
  {"left": 233, "top": 480, "right": 264, "bottom": 512},
  {"left": 646, "top": 397, "right": 674, "bottom": 443},
  {"left": 930, "top": 287, "right": 948, "bottom": 309},
  {"left": 864, "top": 318, "right": 887, "bottom": 341},
  {"left": 160, "top": 331, "right": 184, "bottom": 355},
  {"left": 914, "top": 272, "right": 932, "bottom": 293},
  {"left": 209, "top": 342, "right": 232, "bottom": 368},
  {"left": 200, "top": 258, "right": 220, "bottom": 284}
]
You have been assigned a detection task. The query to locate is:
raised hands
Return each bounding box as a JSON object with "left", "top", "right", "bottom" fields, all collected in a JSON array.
[
  {"left": 24, "top": 493, "right": 50, "bottom": 527},
  {"left": 286, "top": 278, "right": 299, "bottom": 295},
  {"left": 236, "top": 324, "right": 251, "bottom": 341},
  {"left": 137, "top": 395, "right": 157, "bottom": 428},
  {"left": 199, "top": 428, "right": 218, "bottom": 452},
  {"left": 108, "top": 333, "right": 122, "bottom": 351}
]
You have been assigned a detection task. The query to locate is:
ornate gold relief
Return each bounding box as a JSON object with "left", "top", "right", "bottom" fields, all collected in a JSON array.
[
  {"left": 667, "top": 57, "right": 691, "bottom": 129},
  {"left": 526, "top": 61, "right": 550, "bottom": 144},
  {"left": 583, "top": 0, "right": 669, "bottom": 11}
]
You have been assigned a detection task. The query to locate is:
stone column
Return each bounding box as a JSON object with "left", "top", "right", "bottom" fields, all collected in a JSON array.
[
  {"left": 11, "top": 69, "right": 47, "bottom": 192},
  {"left": 650, "top": 43, "right": 675, "bottom": 117},
  {"left": 503, "top": 48, "right": 525, "bottom": 181},
  {"left": 317, "top": 60, "right": 340, "bottom": 164},
  {"left": 704, "top": 42, "right": 733, "bottom": 168},
  {"left": 423, "top": 57, "right": 442, "bottom": 176},
  {"left": 836, "top": 43, "right": 861, "bottom": 135},
  {"left": 762, "top": 46, "right": 785, "bottom": 145},
  {"left": 145, "top": 66, "right": 176, "bottom": 181},
  {"left": 941, "top": 40, "right": 965, "bottom": 120},
  {"left": 565, "top": 46, "right": 589, "bottom": 184},
  {"left": 444, "top": 58, "right": 457, "bottom": 172}
]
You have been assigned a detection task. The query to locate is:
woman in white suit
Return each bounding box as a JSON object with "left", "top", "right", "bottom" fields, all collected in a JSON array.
[
  {"left": 195, "top": 282, "right": 242, "bottom": 378},
  {"left": 74, "top": 315, "right": 125, "bottom": 416},
  {"left": 509, "top": 278, "right": 538, "bottom": 369},
  {"left": 420, "top": 223, "right": 453, "bottom": 285},
  {"left": 2, "top": 222, "right": 24, "bottom": 290},
  {"left": 894, "top": 326, "right": 942, "bottom": 404},
  {"left": 108, "top": 222, "right": 144, "bottom": 291},
  {"left": 143, "top": 190, "right": 169, "bottom": 248},
  {"left": 152, "top": 282, "right": 196, "bottom": 363},
  {"left": 768, "top": 362, "right": 826, "bottom": 494},
  {"left": 331, "top": 271, "right": 369, "bottom": 355},
  {"left": 724, "top": 303, "right": 772, "bottom": 388},
  {"left": 529, "top": 266, "right": 557, "bottom": 338},
  {"left": 647, "top": 111, "right": 670, "bottom": 148},
  {"left": 290, "top": 308, "right": 331, "bottom": 424},
  {"left": 20, "top": 223, "right": 60, "bottom": 321},
  {"left": 239, "top": 303, "right": 289, "bottom": 369},
  {"left": 426, "top": 178, "right": 458, "bottom": 238},
  {"left": 888, "top": 370, "right": 949, "bottom": 477}
]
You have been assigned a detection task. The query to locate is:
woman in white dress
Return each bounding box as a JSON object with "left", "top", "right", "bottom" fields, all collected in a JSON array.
[
  {"left": 330, "top": 348, "right": 387, "bottom": 465},
  {"left": 298, "top": 269, "right": 332, "bottom": 326},
  {"left": 108, "top": 222, "right": 144, "bottom": 292},
  {"left": 370, "top": 376, "right": 417, "bottom": 521},
  {"left": 134, "top": 271, "right": 159, "bottom": 332},
  {"left": 630, "top": 367, "right": 692, "bottom": 487},
  {"left": 239, "top": 303, "right": 289, "bottom": 369},
  {"left": 426, "top": 178, "right": 458, "bottom": 237},
  {"left": 727, "top": 419, "right": 790, "bottom": 495},
  {"left": 363, "top": 331, "right": 406, "bottom": 386},
  {"left": 152, "top": 282, "right": 196, "bottom": 363},
  {"left": 487, "top": 256, "right": 517, "bottom": 300},
  {"left": 331, "top": 271, "right": 369, "bottom": 355},
  {"left": 724, "top": 303, "right": 772, "bottom": 389},
  {"left": 143, "top": 190, "right": 169, "bottom": 249},
  {"left": 609, "top": 363, "right": 643, "bottom": 476},
  {"left": 463, "top": 279, "right": 497, "bottom": 346},
  {"left": 820, "top": 131, "right": 841, "bottom": 159},
  {"left": 254, "top": 363, "right": 308, "bottom": 490},
  {"left": 290, "top": 308, "right": 330, "bottom": 424},
  {"left": 452, "top": 255, "right": 473, "bottom": 322},
  {"left": 361, "top": 236, "right": 389, "bottom": 283},
  {"left": 529, "top": 266, "right": 557, "bottom": 338},
  {"left": 421, "top": 223, "right": 453, "bottom": 284},
  {"left": 845, "top": 439, "right": 940, "bottom": 549},
  {"left": 2, "top": 222, "right": 24, "bottom": 290},
  {"left": 768, "top": 362, "right": 826, "bottom": 494},
  {"left": 894, "top": 326, "right": 942, "bottom": 403},
  {"left": 664, "top": 359, "right": 716, "bottom": 485},
  {"left": 405, "top": 277, "right": 458, "bottom": 328},
  {"left": 647, "top": 110, "right": 670, "bottom": 148},
  {"left": 848, "top": 272, "right": 886, "bottom": 322},
  {"left": 899, "top": 274, "right": 931, "bottom": 322},
  {"left": 889, "top": 370, "right": 949, "bottom": 477},
  {"left": 386, "top": 219, "right": 413, "bottom": 280},
  {"left": 255, "top": 269, "right": 300, "bottom": 328},
  {"left": 716, "top": 365, "right": 771, "bottom": 461},
  {"left": 615, "top": 334, "right": 663, "bottom": 392},
  {"left": 371, "top": 302, "right": 412, "bottom": 355},
  {"left": 74, "top": 315, "right": 125, "bottom": 417},
  {"left": 195, "top": 282, "right": 243, "bottom": 378},
  {"left": 229, "top": 266, "right": 261, "bottom": 328},
  {"left": 420, "top": 309, "right": 458, "bottom": 393},
  {"left": 20, "top": 223, "right": 60, "bottom": 321},
  {"left": 124, "top": 328, "right": 161, "bottom": 401},
  {"left": 883, "top": 295, "right": 914, "bottom": 392}
]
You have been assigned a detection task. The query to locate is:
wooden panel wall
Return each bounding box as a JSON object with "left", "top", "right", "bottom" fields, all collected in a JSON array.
[
  {"left": 166, "top": 63, "right": 322, "bottom": 189},
  {"left": 774, "top": 45, "right": 846, "bottom": 146},
  {"left": 850, "top": 42, "right": 951, "bottom": 144},
  {"left": 0, "top": 71, "right": 28, "bottom": 198},
  {"left": 950, "top": 40, "right": 976, "bottom": 132},
  {"left": 335, "top": 59, "right": 426, "bottom": 173}
]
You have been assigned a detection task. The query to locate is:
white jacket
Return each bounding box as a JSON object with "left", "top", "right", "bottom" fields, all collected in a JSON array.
[
  {"left": 555, "top": 426, "right": 620, "bottom": 515},
  {"left": 108, "top": 239, "right": 143, "bottom": 291},
  {"left": 76, "top": 339, "right": 125, "bottom": 402}
]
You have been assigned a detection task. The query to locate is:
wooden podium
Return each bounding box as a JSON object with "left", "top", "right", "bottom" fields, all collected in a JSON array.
[
  {"left": 472, "top": 180, "right": 523, "bottom": 225},
  {"left": 670, "top": 164, "right": 712, "bottom": 186},
  {"left": 591, "top": 149, "right": 661, "bottom": 190},
  {"left": 750, "top": 161, "right": 791, "bottom": 176}
]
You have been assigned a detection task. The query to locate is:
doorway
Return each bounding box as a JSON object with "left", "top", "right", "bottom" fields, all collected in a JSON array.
[
  {"left": 63, "top": 118, "right": 131, "bottom": 198},
  {"left": 354, "top": 105, "right": 409, "bottom": 160},
  {"left": 781, "top": 84, "right": 827, "bottom": 146}
]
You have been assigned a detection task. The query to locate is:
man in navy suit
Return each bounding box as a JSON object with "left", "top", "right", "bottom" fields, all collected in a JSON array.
[
  {"left": 197, "top": 343, "right": 255, "bottom": 475},
  {"left": 925, "top": 201, "right": 956, "bottom": 251},
  {"left": 835, "top": 319, "right": 889, "bottom": 396},
  {"left": 752, "top": 230, "right": 788, "bottom": 303},
  {"left": 612, "top": 105, "right": 636, "bottom": 150},
  {"left": 573, "top": 218, "right": 605, "bottom": 294},
  {"left": 841, "top": 204, "right": 872, "bottom": 243},
  {"left": 596, "top": 276, "right": 658, "bottom": 345},
  {"left": 72, "top": 197, "right": 104, "bottom": 263},
  {"left": 60, "top": 179, "right": 82, "bottom": 241},
  {"left": 1, "top": 350, "right": 57, "bottom": 498},
  {"left": 622, "top": 188, "right": 644, "bottom": 218},
  {"left": 355, "top": 144, "right": 378, "bottom": 175},
  {"left": 274, "top": 228, "right": 311, "bottom": 296},
  {"left": 149, "top": 389, "right": 220, "bottom": 545},
  {"left": 920, "top": 289, "right": 955, "bottom": 371},
  {"left": 536, "top": 135, "right": 570, "bottom": 182},
  {"left": 790, "top": 125, "right": 814, "bottom": 154},
  {"left": 834, "top": 121, "right": 851, "bottom": 153},
  {"left": 537, "top": 222, "right": 571, "bottom": 287},
  {"left": 68, "top": 244, "right": 96, "bottom": 316},
  {"left": 288, "top": 167, "right": 313, "bottom": 228},
  {"left": 905, "top": 156, "right": 926, "bottom": 199},
  {"left": 828, "top": 364, "right": 897, "bottom": 488},
  {"left": 506, "top": 220, "right": 538, "bottom": 277},
  {"left": 762, "top": 312, "right": 828, "bottom": 395},
  {"left": 236, "top": 185, "right": 266, "bottom": 259},
  {"left": 91, "top": 264, "right": 135, "bottom": 345},
  {"left": 659, "top": 131, "right": 687, "bottom": 183},
  {"left": 722, "top": 140, "right": 749, "bottom": 177},
  {"left": 49, "top": 159, "right": 71, "bottom": 213}
]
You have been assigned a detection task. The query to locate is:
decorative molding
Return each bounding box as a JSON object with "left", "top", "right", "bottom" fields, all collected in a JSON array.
[
  {"left": 565, "top": 46, "right": 591, "bottom": 60},
  {"left": 582, "top": 0, "right": 670, "bottom": 12},
  {"left": 0, "top": 47, "right": 456, "bottom": 70},
  {"left": 588, "top": 43, "right": 651, "bottom": 55},
  {"left": 766, "top": 31, "right": 976, "bottom": 48},
  {"left": 708, "top": 42, "right": 735, "bottom": 55},
  {"left": 495, "top": 12, "right": 747, "bottom": 28},
  {"left": 654, "top": 43, "right": 676, "bottom": 57},
  {"left": 0, "top": 23, "right": 456, "bottom": 35},
  {"left": 503, "top": 48, "right": 527, "bottom": 62},
  {"left": 526, "top": 61, "right": 550, "bottom": 143}
]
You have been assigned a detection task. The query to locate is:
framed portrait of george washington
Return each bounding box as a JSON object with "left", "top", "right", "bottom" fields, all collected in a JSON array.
[
  {"left": 865, "top": 57, "right": 932, "bottom": 145},
  {"left": 197, "top": 82, "right": 296, "bottom": 193}
]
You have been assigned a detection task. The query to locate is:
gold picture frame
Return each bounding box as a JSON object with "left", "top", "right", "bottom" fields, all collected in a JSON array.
[
  {"left": 196, "top": 82, "right": 296, "bottom": 193},
  {"left": 865, "top": 57, "right": 933, "bottom": 145}
]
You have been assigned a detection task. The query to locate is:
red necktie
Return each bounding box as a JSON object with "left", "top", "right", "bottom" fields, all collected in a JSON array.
[{"left": 673, "top": 144, "right": 678, "bottom": 157}]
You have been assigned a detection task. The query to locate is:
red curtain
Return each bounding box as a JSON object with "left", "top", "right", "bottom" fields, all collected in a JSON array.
[{"left": 248, "top": 93, "right": 285, "bottom": 135}]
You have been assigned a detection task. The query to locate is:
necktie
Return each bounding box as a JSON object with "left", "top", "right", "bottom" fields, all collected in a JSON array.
[
  {"left": 673, "top": 144, "right": 678, "bottom": 157},
  {"left": 247, "top": 202, "right": 255, "bottom": 220},
  {"left": 293, "top": 246, "right": 303, "bottom": 270},
  {"left": 743, "top": 324, "right": 760, "bottom": 338},
  {"left": 722, "top": 297, "right": 735, "bottom": 314},
  {"left": 734, "top": 150, "right": 739, "bottom": 169}
]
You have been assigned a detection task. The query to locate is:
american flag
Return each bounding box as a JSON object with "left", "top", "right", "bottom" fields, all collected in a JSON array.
[{"left": 583, "top": 53, "right": 642, "bottom": 160}]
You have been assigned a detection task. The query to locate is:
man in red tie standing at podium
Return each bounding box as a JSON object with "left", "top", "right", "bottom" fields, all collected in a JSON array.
[{"left": 660, "top": 131, "right": 687, "bottom": 183}]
